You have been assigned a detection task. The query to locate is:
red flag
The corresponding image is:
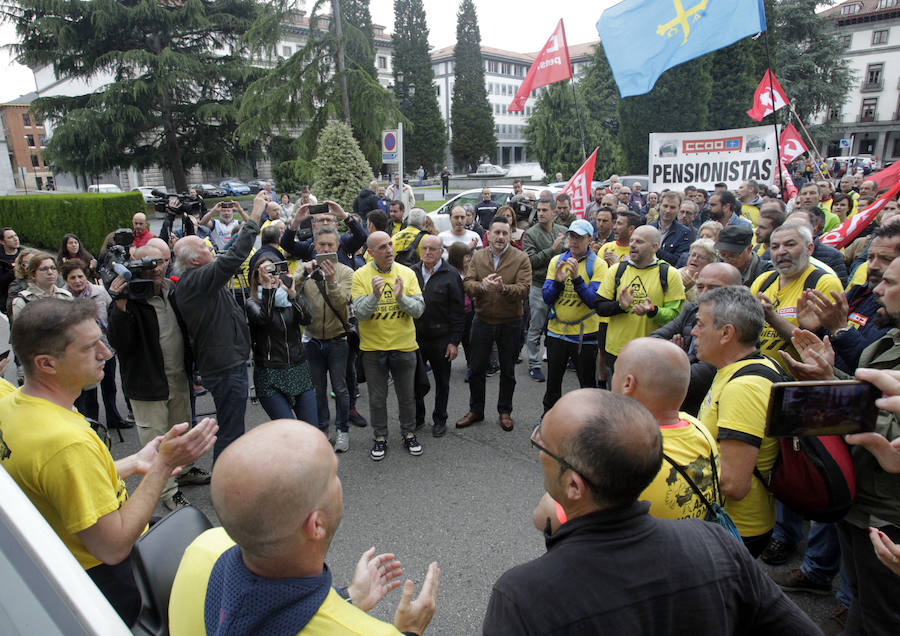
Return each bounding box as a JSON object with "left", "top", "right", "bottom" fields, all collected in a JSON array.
[
  {"left": 746, "top": 69, "right": 790, "bottom": 122},
  {"left": 820, "top": 181, "right": 900, "bottom": 249},
  {"left": 561, "top": 147, "right": 599, "bottom": 219},
  {"left": 778, "top": 123, "right": 808, "bottom": 163},
  {"left": 868, "top": 161, "right": 900, "bottom": 190},
  {"left": 776, "top": 159, "right": 798, "bottom": 202},
  {"left": 509, "top": 20, "right": 572, "bottom": 112}
]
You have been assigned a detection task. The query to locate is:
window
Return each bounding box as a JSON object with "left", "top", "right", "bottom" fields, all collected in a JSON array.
[
  {"left": 864, "top": 63, "right": 883, "bottom": 89},
  {"left": 22, "top": 113, "right": 31, "bottom": 127},
  {"left": 487, "top": 60, "right": 498, "bottom": 73},
  {"left": 377, "top": 56, "right": 387, "bottom": 69},
  {"left": 878, "top": 0, "right": 898, "bottom": 9},
  {"left": 487, "top": 83, "right": 492, "bottom": 94},
  {"left": 30, "top": 155, "right": 40, "bottom": 168},
  {"left": 841, "top": 34, "right": 852, "bottom": 48},
  {"left": 282, "top": 46, "right": 292, "bottom": 57},
  {"left": 434, "top": 84, "right": 440, "bottom": 97},
  {"left": 35, "top": 176, "right": 43, "bottom": 190},
  {"left": 828, "top": 107, "right": 841, "bottom": 121},
  {"left": 861, "top": 97, "right": 877, "bottom": 122},
  {"left": 501, "top": 62, "right": 511, "bottom": 75},
  {"left": 25, "top": 134, "right": 35, "bottom": 147},
  {"left": 842, "top": 3, "right": 861, "bottom": 14},
  {"left": 873, "top": 30, "right": 889, "bottom": 45}
]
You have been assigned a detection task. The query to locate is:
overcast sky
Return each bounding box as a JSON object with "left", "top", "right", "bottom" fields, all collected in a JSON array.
[{"left": 0, "top": 0, "right": 621, "bottom": 103}]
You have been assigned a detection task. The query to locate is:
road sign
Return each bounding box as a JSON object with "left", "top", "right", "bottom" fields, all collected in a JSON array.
[
  {"left": 840, "top": 138, "right": 850, "bottom": 148},
  {"left": 382, "top": 129, "right": 398, "bottom": 163}
]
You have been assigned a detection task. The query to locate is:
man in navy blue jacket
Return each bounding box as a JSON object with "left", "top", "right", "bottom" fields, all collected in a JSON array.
[{"left": 651, "top": 191, "right": 694, "bottom": 265}]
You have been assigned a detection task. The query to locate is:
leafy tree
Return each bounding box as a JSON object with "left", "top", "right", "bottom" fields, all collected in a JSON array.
[
  {"left": 708, "top": 38, "right": 765, "bottom": 131},
  {"left": 392, "top": 0, "right": 447, "bottom": 174},
  {"left": 617, "top": 57, "right": 712, "bottom": 174},
  {"left": 311, "top": 120, "right": 374, "bottom": 210},
  {"left": 523, "top": 84, "right": 583, "bottom": 178},
  {"left": 577, "top": 44, "right": 625, "bottom": 178},
  {"left": 449, "top": 0, "right": 496, "bottom": 172},
  {"left": 7, "top": 0, "right": 283, "bottom": 192}
]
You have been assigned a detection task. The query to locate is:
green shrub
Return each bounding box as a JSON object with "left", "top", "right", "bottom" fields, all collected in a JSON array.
[{"left": 0, "top": 192, "right": 143, "bottom": 256}]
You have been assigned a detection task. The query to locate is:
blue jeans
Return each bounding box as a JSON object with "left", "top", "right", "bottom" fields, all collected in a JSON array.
[
  {"left": 257, "top": 389, "right": 318, "bottom": 428},
  {"left": 203, "top": 364, "right": 249, "bottom": 462},
  {"left": 773, "top": 502, "right": 852, "bottom": 606},
  {"left": 305, "top": 338, "right": 350, "bottom": 433}
]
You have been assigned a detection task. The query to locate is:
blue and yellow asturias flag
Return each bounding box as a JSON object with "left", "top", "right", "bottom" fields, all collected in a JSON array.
[{"left": 597, "top": 0, "right": 767, "bottom": 97}]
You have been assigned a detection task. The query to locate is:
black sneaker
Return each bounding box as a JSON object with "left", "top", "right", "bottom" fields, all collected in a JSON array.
[
  {"left": 349, "top": 409, "right": 368, "bottom": 428},
  {"left": 370, "top": 438, "right": 387, "bottom": 461},
  {"left": 403, "top": 434, "right": 423, "bottom": 456},
  {"left": 761, "top": 539, "right": 795, "bottom": 566},
  {"left": 177, "top": 467, "right": 211, "bottom": 486},
  {"left": 769, "top": 568, "right": 833, "bottom": 595},
  {"left": 162, "top": 490, "right": 190, "bottom": 511}
]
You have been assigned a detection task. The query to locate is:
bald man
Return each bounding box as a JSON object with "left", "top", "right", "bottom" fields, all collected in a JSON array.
[
  {"left": 131, "top": 212, "right": 156, "bottom": 249},
  {"left": 351, "top": 231, "right": 425, "bottom": 460},
  {"left": 596, "top": 224, "right": 686, "bottom": 382},
  {"left": 169, "top": 420, "right": 440, "bottom": 635},
  {"left": 173, "top": 191, "right": 265, "bottom": 462},
  {"left": 487, "top": 390, "right": 818, "bottom": 634}
]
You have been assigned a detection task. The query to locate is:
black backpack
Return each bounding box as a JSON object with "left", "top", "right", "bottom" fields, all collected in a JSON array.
[{"left": 395, "top": 230, "right": 427, "bottom": 267}]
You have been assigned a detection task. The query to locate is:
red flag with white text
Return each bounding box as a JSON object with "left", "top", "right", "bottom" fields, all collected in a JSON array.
[
  {"left": 820, "top": 181, "right": 900, "bottom": 249},
  {"left": 776, "top": 159, "right": 798, "bottom": 202},
  {"left": 562, "top": 147, "right": 599, "bottom": 219},
  {"left": 746, "top": 69, "right": 790, "bottom": 122},
  {"left": 867, "top": 161, "right": 900, "bottom": 190},
  {"left": 509, "top": 19, "right": 572, "bottom": 112},
  {"left": 778, "top": 123, "right": 808, "bottom": 163}
]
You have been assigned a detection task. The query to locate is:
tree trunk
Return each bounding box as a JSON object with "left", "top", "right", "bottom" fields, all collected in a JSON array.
[{"left": 332, "top": 0, "right": 352, "bottom": 124}]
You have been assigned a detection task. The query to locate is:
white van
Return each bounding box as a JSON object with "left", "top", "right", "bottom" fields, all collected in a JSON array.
[{"left": 87, "top": 184, "right": 123, "bottom": 193}]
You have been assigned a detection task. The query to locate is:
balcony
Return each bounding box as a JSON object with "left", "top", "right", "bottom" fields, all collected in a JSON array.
[
  {"left": 861, "top": 79, "right": 884, "bottom": 92},
  {"left": 858, "top": 112, "right": 878, "bottom": 122}
]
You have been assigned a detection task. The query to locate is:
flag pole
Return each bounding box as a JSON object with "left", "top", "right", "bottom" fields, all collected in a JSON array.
[
  {"left": 787, "top": 104, "right": 830, "bottom": 180},
  {"left": 570, "top": 78, "right": 587, "bottom": 161},
  {"left": 762, "top": 30, "right": 784, "bottom": 184}
]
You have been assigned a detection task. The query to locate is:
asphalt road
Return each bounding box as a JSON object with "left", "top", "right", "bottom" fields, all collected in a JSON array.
[{"left": 99, "top": 354, "right": 843, "bottom": 635}]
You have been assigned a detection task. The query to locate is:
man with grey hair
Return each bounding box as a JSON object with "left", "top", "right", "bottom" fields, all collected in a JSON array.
[
  {"left": 749, "top": 223, "right": 844, "bottom": 365},
  {"left": 691, "top": 285, "right": 784, "bottom": 556},
  {"left": 788, "top": 208, "right": 849, "bottom": 284},
  {"left": 392, "top": 206, "right": 429, "bottom": 266},
  {"left": 173, "top": 191, "right": 266, "bottom": 462}
]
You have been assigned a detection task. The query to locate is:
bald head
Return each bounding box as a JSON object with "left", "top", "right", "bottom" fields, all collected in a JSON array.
[
  {"left": 211, "top": 420, "right": 338, "bottom": 558},
  {"left": 145, "top": 237, "right": 169, "bottom": 257},
  {"left": 697, "top": 262, "right": 742, "bottom": 288},
  {"left": 132, "top": 212, "right": 148, "bottom": 235},
  {"left": 613, "top": 338, "right": 690, "bottom": 413}
]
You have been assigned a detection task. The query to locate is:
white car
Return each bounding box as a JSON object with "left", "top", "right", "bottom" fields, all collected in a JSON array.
[
  {"left": 87, "top": 183, "right": 123, "bottom": 193},
  {"left": 427, "top": 185, "right": 557, "bottom": 233},
  {"left": 130, "top": 186, "right": 161, "bottom": 202}
]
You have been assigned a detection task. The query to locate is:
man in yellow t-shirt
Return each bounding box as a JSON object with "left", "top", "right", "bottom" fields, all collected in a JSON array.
[
  {"left": 749, "top": 223, "right": 844, "bottom": 367},
  {"left": 169, "top": 420, "right": 439, "bottom": 636},
  {"left": 692, "top": 286, "right": 781, "bottom": 556},
  {"left": 351, "top": 231, "right": 425, "bottom": 461},
  {"left": 0, "top": 298, "right": 216, "bottom": 626},
  {"left": 598, "top": 209, "right": 640, "bottom": 266},
  {"left": 541, "top": 220, "right": 608, "bottom": 414},
  {"left": 596, "top": 225, "right": 686, "bottom": 379}
]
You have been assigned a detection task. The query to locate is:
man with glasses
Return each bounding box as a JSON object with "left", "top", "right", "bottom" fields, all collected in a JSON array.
[
  {"left": 483, "top": 388, "right": 818, "bottom": 634},
  {"left": 281, "top": 201, "right": 368, "bottom": 269},
  {"left": 412, "top": 235, "right": 465, "bottom": 438}
]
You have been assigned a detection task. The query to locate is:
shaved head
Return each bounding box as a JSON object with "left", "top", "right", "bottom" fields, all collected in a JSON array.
[
  {"left": 613, "top": 338, "right": 690, "bottom": 412},
  {"left": 211, "top": 420, "right": 339, "bottom": 559},
  {"left": 697, "top": 262, "right": 742, "bottom": 287}
]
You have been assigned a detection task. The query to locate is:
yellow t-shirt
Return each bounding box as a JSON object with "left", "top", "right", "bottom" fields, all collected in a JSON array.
[
  {"left": 390, "top": 220, "right": 403, "bottom": 236},
  {"left": 597, "top": 261, "right": 686, "bottom": 356},
  {"left": 641, "top": 413, "right": 720, "bottom": 521},
  {"left": 749, "top": 265, "right": 844, "bottom": 365},
  {"left": 740, "top": 204, "right": 759, "bottom": 227},
  {"left": 0, "top": 390, "right": 129, "bottom": 569},
  {"left": 545, "top": 253, "right": 608, "bottom": 337},
  {"left": 0, "top": 377, "right": 16, "bottom": 397},
  {"left": 598, "top": 241, "right": 630, "bottom": 263},
  {"left": 169, "top": 527, "right": 402, "bottom": 636},
  {"left": 698, "top": 356, "right": 780, "bottom": 537},
  {"left": 847, "top": 262, "right": 867, "bottom": 291},
  {"left": 391, "top": 226, "right": 427, "bottom": 260},
  {"left": 351, "top": 262, "right": 421, "bottom": 352}
]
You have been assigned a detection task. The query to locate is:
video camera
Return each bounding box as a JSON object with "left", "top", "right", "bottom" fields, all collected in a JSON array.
[
  {"left": 508, "top": 194, "right": 535, "bottom": 224},
  {"left": 153, "top": 190, "right": 201, "bottom": 218},
  {"left": 111, "top": 257, "right": 159, "bottom": 301}
]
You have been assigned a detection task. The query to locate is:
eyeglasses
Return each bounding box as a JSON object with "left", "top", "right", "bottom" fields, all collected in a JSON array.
[{"left": 530, "top": 424, "right": 597, "bottom": 491}]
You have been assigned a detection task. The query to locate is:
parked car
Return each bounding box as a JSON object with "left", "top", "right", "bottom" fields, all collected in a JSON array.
[
  {"left": 190, "top": 183, "right": 227, "bottom": 198},
  {"left": 218, "top": 179, "right": 251, "bottom": 196},
  {"left": 130, "top": 186, "right": 163, "bottom": 203},
  {"left": 247, "top": 179, "right": 275, "bottom": 194},
  {"left": 87, "top": 183, "right": 123, "bottom": 193},
  {"left": 427, "top": 184, "right": 557, "bottom": 233}
]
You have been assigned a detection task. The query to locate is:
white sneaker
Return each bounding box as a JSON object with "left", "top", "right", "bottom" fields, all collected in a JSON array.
[{"left": 334, "top": 431, "right": 349, "bottom": 453}]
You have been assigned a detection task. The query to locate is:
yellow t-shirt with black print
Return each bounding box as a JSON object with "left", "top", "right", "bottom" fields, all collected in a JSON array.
[
  {"left": 351, "top": 262, "right": 421, "bottom": 352},
  {"left": 545, "top": 252, "right": 608, "bottom": 338}
]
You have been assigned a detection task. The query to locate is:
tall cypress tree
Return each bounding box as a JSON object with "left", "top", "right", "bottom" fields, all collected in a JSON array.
[
  {"left": 392, "top": 0, "right": 447, "bottom": 174},
  {"left": 708, "top": 39, "right": 764, "bottom": 131},
  {"left": 449, "top": 0, "right": 496, "bottom": 172}
]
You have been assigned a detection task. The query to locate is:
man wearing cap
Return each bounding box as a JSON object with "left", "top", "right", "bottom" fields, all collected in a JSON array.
[
  {"left": 716, "top": 225, "right": 773, "bottom": 287},
  {"left": 650, "top": 191, "right": 694, "bottom": 266},
  {"left": 541, "top": 220, "right": 608, "bottom": 414}
]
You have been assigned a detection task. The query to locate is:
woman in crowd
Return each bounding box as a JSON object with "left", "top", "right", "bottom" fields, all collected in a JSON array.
[
  {"left": 245, "top": 256, "right": 317, "bottom": 427},
  {"left": 698, "top": 220, "right": 723, "bottom": 242},
  {"left": 6, "top": 248, "right": 35, "bottom": 317},
  {"left": 483, "top": 205, "right": 524, "bottom": 250},
  {"left": 831, "top": 192, "right": 853, "bottom": 223},
  {"left": 679, "top": 238, "right": 717, "bottom": 303},
  {"left": 58, "top": 233, "right": 98, "bottom": 275},
  {"left": 10, "top": 252, "right": 71, "bottom": 320}
]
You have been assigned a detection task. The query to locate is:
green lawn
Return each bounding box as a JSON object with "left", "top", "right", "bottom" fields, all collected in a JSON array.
[{"left": 420, "top": 199, "right": 445, "bottom": 213}]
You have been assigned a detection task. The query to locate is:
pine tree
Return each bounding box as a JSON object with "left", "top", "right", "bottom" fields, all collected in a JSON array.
[
  {"left": 708, "top": 39, "right": 765, "bottom": 131},
  {"left": 524, "top": 84, "right": 583, "bottom": 178},
  {"left": 312, "top": 120, "right": 375, "bottom": 210},
  {"left": 577, "top": 44, "right": 625, "bottom": 178},
  {"left": 9, "top": 0, "right": 281, "bottom": 192},
  {"left": 449, "top": 0, "right": 496, "bottom": 172},
  {"left": 392, "top": 0, "right": 448, "bottom": 175}
]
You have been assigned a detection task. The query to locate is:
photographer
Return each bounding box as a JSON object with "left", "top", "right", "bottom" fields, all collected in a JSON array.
[
  {"left": 159, "top": 192, "right": 209, "bottom": 246},
  {"left": 107, "top": 242, "right": 207, "bottom": 510},
  {"left": 199, "top": 200, "right": 247, "bottom": 252},
  {"left": 280, "top": 201, "right": 367, "bottom": 268}
]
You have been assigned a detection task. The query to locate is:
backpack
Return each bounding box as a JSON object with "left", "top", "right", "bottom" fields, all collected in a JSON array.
[
  {"left": 613, "top": 260, "right": 670, "bottom": 296},
  {"left": 755, "top": 267, "right": 825, "bottom": 296},
  {"left": 726, "top": 360, "right": 856, "bottom": 522},
  {"left": 394, "top": 230, "right": 427, "bottom": 267}
]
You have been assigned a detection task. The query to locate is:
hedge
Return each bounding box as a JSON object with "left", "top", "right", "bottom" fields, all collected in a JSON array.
[{"left": 0, "top": 192, "right": 143, "bottom": 257}]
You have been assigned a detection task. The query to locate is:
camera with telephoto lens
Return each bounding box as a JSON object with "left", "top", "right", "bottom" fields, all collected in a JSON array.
[
  {"left": 508, "top": 194, "right": 534, "bottom": 224},
  {"left": 153, "top": 189, "right": 201, "bottom": 218},
  {"left": 111, "top": 257, "right": 159, "bottom": 301}
]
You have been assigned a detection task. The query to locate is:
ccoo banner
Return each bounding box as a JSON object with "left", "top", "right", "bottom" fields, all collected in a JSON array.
[{"left": 648, "top": 126, "right": 777, "bottom": 192}]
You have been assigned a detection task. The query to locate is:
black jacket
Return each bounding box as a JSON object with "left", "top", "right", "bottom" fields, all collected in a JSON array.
[
  {"left": 741, "top": 252, "right": 774, "bottom": 287},
  {"left": 651, "top": 220, "right": 695, "bottom": 266},
  {"left": 412, "top": 260, "right": 465, "bottom": 345},
  {"left": 353, "top": 188, "right": 379, "bottom": 216},
  {"left": 248, "top": 243, "right": 285, "bottom": 275},
  {"left": 108, "top": 286, "right": 193, "bottom": 402},
  {"left": 0, "top": 251, "right": 18, "bottom": 315},
  {"left": 280, "top": 217, "right": 368, "bottom": 269},
  {"left": 245, "top": 288, "right": 311, "bottom": 368}
]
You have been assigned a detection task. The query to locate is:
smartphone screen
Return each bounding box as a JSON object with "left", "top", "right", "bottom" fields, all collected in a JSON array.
[
  {"left": 309, "top": 203, "right": 329, "bottom": 215},
  {"left": 765, "top": 380, "right": 880, "bottom": 437},
  {"left": 316, "top": 252, "right": 338, "bottom": 264}
]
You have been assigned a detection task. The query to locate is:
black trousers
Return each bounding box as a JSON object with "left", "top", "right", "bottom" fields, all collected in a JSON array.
[
  {"left": 87, "top": 554, "right": 141, "bottom": 626},
  {"left": 468, "top": 318, "right": 518, "bottom": 414},
  {"left": 415, "top": 337, "right": 452, "bottom": 426},
  {"left": 543, "top": 336, "right": 598, "bottom": 414}
]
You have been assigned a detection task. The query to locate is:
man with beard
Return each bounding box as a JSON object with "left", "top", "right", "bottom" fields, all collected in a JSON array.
[
  {"left": 754, "top": 201, "right": 786, "bottom": 257},
  {"left": 749, "top": 223, "right": 843, "bottom": 367},
  {"left": 650, "top": 191, "right": 694, "bottom": 265},
  {"left": 707, "top": 191, "right": 751, "bottom": 229}
]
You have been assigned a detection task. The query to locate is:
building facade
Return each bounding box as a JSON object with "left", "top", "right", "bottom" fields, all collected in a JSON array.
[
  {"left": 0, "top": 94, "right": 54, "bottom": 193},
  {"left": 820, "top": 0, "right": 900, "bottom": 165}
]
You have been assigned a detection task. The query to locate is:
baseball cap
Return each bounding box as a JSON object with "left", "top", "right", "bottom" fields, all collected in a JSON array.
[
  {"left": 715, "top": 225, "right": 753, "bottom": 253},
  {"left": 567, "top": 219, "right": 594, "bottom": 237}
]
